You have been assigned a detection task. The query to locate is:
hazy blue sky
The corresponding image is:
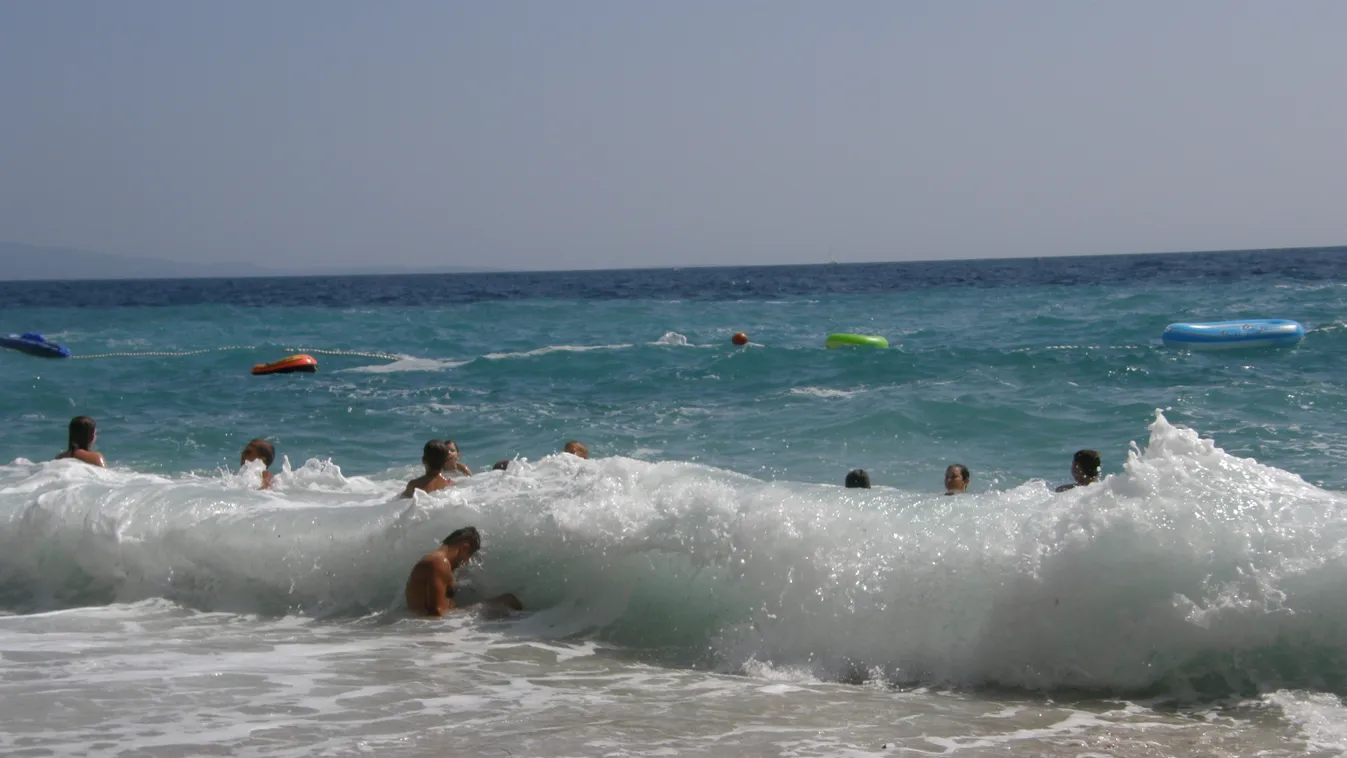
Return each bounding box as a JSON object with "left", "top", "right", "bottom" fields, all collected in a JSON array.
[{"left": 2, "top": 2, "right": 1345, "bottom": 271}]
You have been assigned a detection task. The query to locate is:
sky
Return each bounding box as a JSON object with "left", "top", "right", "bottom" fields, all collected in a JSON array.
[{"left": 1, "top": 1, "right": 1345, "bottom": 272}]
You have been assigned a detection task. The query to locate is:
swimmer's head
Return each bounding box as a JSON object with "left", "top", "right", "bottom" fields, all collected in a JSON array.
[
  {"left": 845, "top": 469, "right": 871, "bottom": 489},
  {"left": 422, "top": 440, "right": 451, "bottom": 472},
  {"left": 445, "top": 439, "right": 460, "bottom": 458},
  {"left": 68, "top": 416, "right": 97, "bottom": 452},
  {"left": 241, "top": 439, "right": 275, "bottom": 469},
  {"left": 563, "top": 440, "right": 589, "bottom": 459},
  {"left": 492, "top": 459, "right": 510, "bottom": 471},
  {"left": 944, "top": 464, "right": 970, "bottom": 493},
  {"left": 1072, "top": 449, "right": 1101, "bottom": 484},
  {"left": 442, "top": 526, "right": 481, "bottom": 564}
]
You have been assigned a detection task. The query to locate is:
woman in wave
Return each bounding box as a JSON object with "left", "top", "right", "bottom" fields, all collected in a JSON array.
[{"left": 55, "top": 415, "right": 106, "bottom": 467}]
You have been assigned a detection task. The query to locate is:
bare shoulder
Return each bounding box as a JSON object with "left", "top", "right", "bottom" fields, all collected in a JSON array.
[
  {"left": 424, "top": 475, "right": 454, "bottom": 493},
  {"left": 416, "top": 550, "right": 450, "bottom": 567},
  {"left": 402, "top": 475, "right": 429, "bottom": 497},
  {"left": 414, "top": 551, "right": 453, "bottom": 579},
  {"left": 57, "top": 450, "right": 105, "bottom": 467}
]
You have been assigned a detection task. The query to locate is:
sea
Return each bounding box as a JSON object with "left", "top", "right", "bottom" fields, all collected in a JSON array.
[{"left": 3, "top": 248, "right": 1347, "bottom": 757}]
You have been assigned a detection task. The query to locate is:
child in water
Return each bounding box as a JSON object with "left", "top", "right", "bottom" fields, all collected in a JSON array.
[
  {"left": 402, "top": 440, "right": 456, "bottom": 497},
  {"left": 445, "top": 439, "right": 473, "bottom": 476},
  {"left": 240, "top": 438, "right": 276, "bottom": 490},
  {"left": 944, "top": 464, "right": 970, "bottom": 495},
  {"left": 55, "top": 416, "right": 106, "bottom": 467},
  {"left": 1055, "top": 449, "right": 1101, "bottom": 492}
]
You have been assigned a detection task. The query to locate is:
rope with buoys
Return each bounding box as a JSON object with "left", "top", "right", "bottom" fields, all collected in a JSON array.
[
  {"left": 282, "top": 347, "right": 403, "bottom": 361},
  {"left": 71, "top": 345, "right": 403, "bottom": 361},
  {"left": 72, "top": 345, "right": 259, "bottom": 360}
]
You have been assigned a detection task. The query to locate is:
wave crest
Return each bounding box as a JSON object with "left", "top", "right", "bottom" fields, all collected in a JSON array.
[{"left": 4, "top": 413, "right": 1347, "bottom": 696}]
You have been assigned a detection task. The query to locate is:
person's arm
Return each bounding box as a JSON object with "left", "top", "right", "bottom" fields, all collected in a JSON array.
[
  {"left": 401, "top": 480, "right": 416, "bottom": 498},
  {"left": 428, "top": 562, "right": 456, "bottom": 616},
  {"left": 455, "top": 461, "right": 473, "bottom": 476}
]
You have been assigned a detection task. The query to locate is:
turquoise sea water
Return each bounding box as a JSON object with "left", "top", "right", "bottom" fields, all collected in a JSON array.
[
  {"left": 4, "top": 249, "right": 1347, "bottom": 756},
  {"left": 3, "top": 252, "right": 1346, "bottom": 488}
]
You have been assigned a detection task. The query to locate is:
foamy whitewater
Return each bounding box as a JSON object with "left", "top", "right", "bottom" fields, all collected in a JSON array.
[{"left": 4, "top": 251, "right": 1347, "bottom": 756}]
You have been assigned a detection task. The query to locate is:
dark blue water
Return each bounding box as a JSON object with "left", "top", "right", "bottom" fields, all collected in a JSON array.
[{"left": 3, "top": 247, "right": 1342, "bottom": 308}]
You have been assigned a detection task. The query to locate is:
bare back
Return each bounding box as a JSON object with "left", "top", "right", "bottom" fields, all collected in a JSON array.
[
  {"left": 56, "top": 449, "right": 106, "bottom": 467},
  {"left": 404, "top": 551, "right": 456, "bottom": 616},
  {"left": 401, "top": 472, "right": 454, "bottom": 498}
]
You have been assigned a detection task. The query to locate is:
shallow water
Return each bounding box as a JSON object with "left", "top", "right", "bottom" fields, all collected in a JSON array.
[{"left": 4, "top": 250, "right": 1347, "bottom": 756}]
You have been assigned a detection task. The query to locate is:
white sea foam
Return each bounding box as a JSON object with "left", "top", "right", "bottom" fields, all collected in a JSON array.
[
  {"left": 4, "top": 412, "right": 1347, "bottom": 697},
  {"left": 483, "top": 343, "right": 632, "bottom": 360},
  {"left": 652, "top": 331, "right": 691, "bottom": 346},
  {"left": 337, "top": 357, "right": 468, "bottom": 373},
  {"left": 1266, "top": 690, "right": 1347, "bottom": 756},
  {"left": 789, "top": 386, "right": 865, "bottom": 398}
]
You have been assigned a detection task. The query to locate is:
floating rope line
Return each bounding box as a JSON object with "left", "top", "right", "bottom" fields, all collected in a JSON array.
[
  {"left": 283, "top": 347, "right": 404, "bottom": 361},
  {"left": 72, "top": 345, "right": 258, "bottom": 360},
  {"left": 71, "top": 345, "right": 402, "bottom": 361}
]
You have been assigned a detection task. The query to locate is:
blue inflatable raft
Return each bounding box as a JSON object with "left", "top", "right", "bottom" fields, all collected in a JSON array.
[
  {"left": 1162, "top": 319, "right": 1305, "bottom": 350},
  {"left": 0, "top": 332, "right": 72, "bottom": 358}
]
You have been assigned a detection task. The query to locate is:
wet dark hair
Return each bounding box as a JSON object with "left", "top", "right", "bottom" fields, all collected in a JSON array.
[
  {"left": 1073, "top": 449, "right": 1101, "bottom": 479},
  {"left": 423, "top": 440, "right": 451, "bottom": 471},
  {"left": 948, "top": 464, "right": 970, "bottom": 483},
  {"left": 442, "top": 526, "right": 480, "bottom": 553},
  {"left": 845, "top": 469, "right": 871, "bottom": 489},
  {"left": 246, "top": 439, "right": 275, "bottom": 468},
  {"left": 492, "top": 459, "right": 510, "bottom": 471},
  {"left": 67, "top": 416, "right": 97, "bottom": 452}
]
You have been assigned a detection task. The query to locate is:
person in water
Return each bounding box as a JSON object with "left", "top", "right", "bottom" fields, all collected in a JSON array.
[
  {"left": 563, "top": 440, "right": 589, "bottom": 459},
  {"left": 1055, "top": 449, "right": 1101, "bottom": 492},
  {"left": 445, "top": 439, "right": 473, "bottom": 476},
  {"left": 401, "top": 440, "right": 456, "bottom": 497},
  {"left": 55, "top": 416, "right": 106, "bottom": 467},
  {"left": 845, "top": 469, "right": 871, "bottom": 488},
  {"left": 240, "top": 438, "right": 276, "bottom": 490},
  {"left": 944, "top": 464, "right": 970, "bottom": 495},
  {"left": 492, "top": 459, "right": 511, "bottom": 472},
  {"left": 404, "top": 526, "right": 523, "bottom": 617}
]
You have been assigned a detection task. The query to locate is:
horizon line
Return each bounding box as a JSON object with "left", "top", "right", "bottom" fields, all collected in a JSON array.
[{"left": 1, "top": 242, "right": 1344, "bottom": 283}]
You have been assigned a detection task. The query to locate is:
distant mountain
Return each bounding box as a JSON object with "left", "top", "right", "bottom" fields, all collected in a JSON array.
[{"left": 0, "top": 243, "right": 500, "bottom": 281}]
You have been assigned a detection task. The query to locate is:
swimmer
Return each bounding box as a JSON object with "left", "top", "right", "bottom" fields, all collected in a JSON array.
[
  {"left": 944, "top": 464, "right": 969, "bottom": 495},
  {"left": 445, "top": 439, "right": 473, "bottom": 476},
  {"left": 240, "top": 438, "right": 276, "bottom": 490},
  {"left": 845, "top": 469, "right": 871, "bottom": 488},
  {"left": 55, "top": 416, "right": 106, "bottom": 467},
  {"left": 404, "top": 526, "right": 523, "bottom": 617},
  {"left": 563, "top": 440, "right": 589, "bottom": 459},
  {"left": 401, "top": 440, "right": 456, "bottom": 498},
  {"left": 492, "top": 459, "right": 511, "bottom": 471},
  {"left": 1055, "top": 449, "right": 1101, "bottom": 492}
]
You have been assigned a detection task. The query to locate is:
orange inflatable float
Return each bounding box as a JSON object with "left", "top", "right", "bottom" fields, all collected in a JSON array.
[{"left": 252, "top": 354, "right": 318, "bottom": 375}]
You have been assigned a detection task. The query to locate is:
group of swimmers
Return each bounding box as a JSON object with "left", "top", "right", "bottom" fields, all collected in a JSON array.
[
  {"left": 50, "top": 415, "right": 591, "bottom": 618},
  {"left": 52, "top": 415, "right": 589, "bottom": 493},
  {"left": 49, "top": 415, "right": 1102, "bottom": 618},
  {"left": 843, "top": 448, "right": 1103, "bottom": 495}
]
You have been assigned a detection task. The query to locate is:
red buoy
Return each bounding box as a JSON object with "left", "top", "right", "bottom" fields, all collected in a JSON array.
[
  {"left": 252, "top": 354, "right": 318, "bottom": 375},
  {"left": 732, "top": 332, "right": 748, "bottom": 346}
]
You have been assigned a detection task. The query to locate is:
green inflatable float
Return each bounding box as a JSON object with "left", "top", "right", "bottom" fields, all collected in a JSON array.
[{"left": 825, "top": 333, "right": 888, "bottom": 349}]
